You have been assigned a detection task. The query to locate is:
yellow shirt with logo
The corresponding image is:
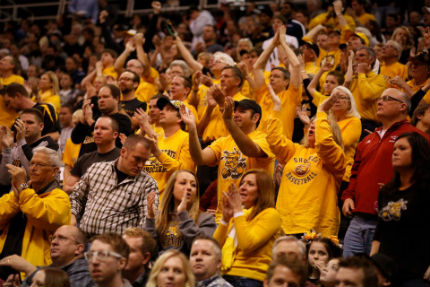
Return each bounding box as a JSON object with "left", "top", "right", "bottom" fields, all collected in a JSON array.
[
  {"left": 144, "top": 129, "right": 195, "bottom": 196},
  {"left": 62, "top": 138, "right": 82, "bottom": 168},
  {"left": 209, "top": 130, "right": 275, "bottom": 222},
  {"left": 266, "top": 112, "right": 345, "bottom": 236}
]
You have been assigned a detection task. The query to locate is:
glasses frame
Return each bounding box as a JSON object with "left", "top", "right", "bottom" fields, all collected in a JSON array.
[
  {"left": 379, "top": 95, "right": 405, "bottom": 104},
  {"left": 84, "top": 250, "right": 123, "bottom": 261}
]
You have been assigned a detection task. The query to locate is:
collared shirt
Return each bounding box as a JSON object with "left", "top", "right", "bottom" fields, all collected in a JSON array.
[
  {"left": 70, "top": 160, "right": 159, "bottom": 236},
  {"left": 197, "top": 275, "right": 233, "bottom": 287},
  {"left": 22, "top": 257, "right": 94, "bottom": 287}
]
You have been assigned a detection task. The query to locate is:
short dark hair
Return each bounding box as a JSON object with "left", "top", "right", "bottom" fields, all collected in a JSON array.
[
  {"left": 97, "top": 115, "right": 119, "bottom": 133},
  {"left": 39, "top": 267, "right": 71, "bottom": 287},
  {"left": 266, "top": 254, "right": 307, "bottom": 286},
  {"left": 179, "top": 76, "right": 192, "bottom": 90},
  {"left": 4, "top": 82, "right": 29, "bottom": 98},
  {"left": 271, "top": 67, "right": 290, "bottom": 80},
  {"left": 338, "top": 255, "right": 379, "bottom": 287},
  {"left": 102, "top": 84, "right": 121, "bottom": 100},
  {"left": 102, "top": 49, "right": 118, "bottom": 59},
  {"left": 21, "top": 108, "right": 43, "bottom": 123},
  {"left": 222, "top": 66, "right": 244, "bottom": 88},
  {"left": 327, "top": 70, "right": 345, "bottom": 85},
  {"left": 90, "top": 233, "right": 130, "bottom": 260}
]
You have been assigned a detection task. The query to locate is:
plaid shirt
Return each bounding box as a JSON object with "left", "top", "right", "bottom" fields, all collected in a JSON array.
[{"left": 70, "top": 160, "right": 159, "bottom": 236}]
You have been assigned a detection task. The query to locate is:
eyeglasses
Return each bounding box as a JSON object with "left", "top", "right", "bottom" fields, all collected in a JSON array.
[
  {"left": 378, "top": 95, "right": 405, "bottom": 104},
  {"left": 84, "top": 250, "right": 123, "bottom": 261},
  {"left": 29, "top": 162, "right": 55, "bottom": 168}
]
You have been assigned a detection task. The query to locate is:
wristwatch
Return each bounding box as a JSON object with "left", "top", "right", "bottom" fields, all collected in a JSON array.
[{"left": 18, "top": 182, "right": 29, "bottom": 192}]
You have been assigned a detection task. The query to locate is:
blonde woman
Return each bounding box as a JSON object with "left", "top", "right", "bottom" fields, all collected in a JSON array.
[
  {"left": 38, "top": 71, "right": 61, "bottom": 113},
  {"left": 145, "top": 170, "right": 216, "bottom": 255},
  {"left": 145, "top": 249, "right": 195, "bottom": 287}
]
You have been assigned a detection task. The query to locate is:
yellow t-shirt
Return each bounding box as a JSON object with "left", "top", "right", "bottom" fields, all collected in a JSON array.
[
  {"left": 39, "top": 90, "right": 61, "bottom": 114},
  {"left": 62, "top": 138, "right": 82, "bottom": 168},
  {"left": 305, "top": 61, "right": 320, "bottom": 76},
  {"left": 380, "top": 61, "right": 408, "bottom": 88},
  {"left": 102, "top": 66, "right": 118, "bottom": 79},
  {"left": 356, "top": 13, "right": 376, "bottom": 26},
  {"left": 309, "top": 12, "right": 356, "bottom": 30},
  {"left": 209, "top": 130, "right": 275, "bottom": 222},
  {"left": 201, "top": 91, "right": 248, "bottom": 143},
  {"left": 256, "top": 84, "right": 302, "bottom": 140},
  {"left": 136, "top": 77, "right": 158, "bottom": 104},
  {"left": 144, "top": 129, "right": 195, "bottom": 196}
]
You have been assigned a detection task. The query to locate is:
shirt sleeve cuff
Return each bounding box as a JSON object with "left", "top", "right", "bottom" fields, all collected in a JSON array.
[{"left": 233, "top": 211, "right": 244, "bottom": 218}]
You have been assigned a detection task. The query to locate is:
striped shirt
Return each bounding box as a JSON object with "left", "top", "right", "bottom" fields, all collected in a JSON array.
[{"left": 70, "top": 160, "right": 159, "bottom": 236}]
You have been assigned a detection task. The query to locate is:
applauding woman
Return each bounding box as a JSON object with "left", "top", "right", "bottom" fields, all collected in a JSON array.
[
  {"left": 145, "top": 170, "right": 216, "bottom": 255},
  {"left": 214, "top": 169, "right": 281, "bottom": 287}
]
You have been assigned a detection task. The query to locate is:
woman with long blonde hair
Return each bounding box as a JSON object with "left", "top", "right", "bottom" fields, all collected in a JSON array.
[
  {"left": 38, "top": 71, "right": 61, "bottom": 113},
  {"left": 145, "top": 170, "right": 216, "bottom": 255}
]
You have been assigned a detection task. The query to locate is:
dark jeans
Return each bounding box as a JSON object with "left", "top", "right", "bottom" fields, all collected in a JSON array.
[{"left": 223, "top": 275, "right": 263, "bottom": 287}]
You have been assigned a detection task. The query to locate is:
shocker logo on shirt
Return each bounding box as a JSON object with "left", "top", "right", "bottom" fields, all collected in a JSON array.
[
  {"left": 221, "top": 148, "right": 247, "bottom": 179},
  {"left": 379, "top": 198, "right": 408, "bottom": 221},
  {"left": 285, "top": 156, "right": 319, "bottom": 185},
  {"left": 143, "top": 149, "right": 176, "bottom": 173}
]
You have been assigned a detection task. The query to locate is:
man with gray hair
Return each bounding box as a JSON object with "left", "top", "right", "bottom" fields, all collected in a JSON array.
[
  {"left": 272, "top": 235, "right": 307, "bottom": 263},
  {"left": 0, "top": 146, "right": 71, "bottom": 280},
  {"left": 190, "top": 236, "right": 232, "bottom": 287},
  {"left": 380, "top": 40, "right": 408, "bottom": 87},
  {"left": 342, "top": 88, "right": 430, "bottom": 257}
]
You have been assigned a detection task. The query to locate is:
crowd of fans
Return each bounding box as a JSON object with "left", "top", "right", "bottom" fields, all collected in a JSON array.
[{"left": 1, "top": 0, "right": 430, "bottom": 286}]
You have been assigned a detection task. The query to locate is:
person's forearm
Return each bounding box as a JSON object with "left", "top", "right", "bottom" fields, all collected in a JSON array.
[
  {"left": 114, "top": 49, "right": 130, "bottom": 73},
  {"left": 197, "top": 106, "right": 214, "bottom": 137},
  {"left": 253, "top": 42, "right": 276, "bottom": 70},
  {"left": 370, "top": 240, "right": 380, "bottom": 256},
  {"left": 188, "top": 124, "right": 205, "bottom": 165},
  {"left": 176, "top": 38, "right": 203, "bottom": 72},
  {"left": 224, "top": 119, "right": 264, "bottom": 157}
]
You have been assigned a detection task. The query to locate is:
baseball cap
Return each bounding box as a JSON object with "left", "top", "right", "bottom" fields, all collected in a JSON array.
[
  {"left": 301, "top": 40, "right": 320, "bottom": 57},
  {"left": 409, "top": 49, "right": 430, "bottom": 67},
  {"left": 157, "top": 96, "right": 185, "bottom": 112},
  {"left": 350, "top": 32, "right": 369, "bottom": 47}
]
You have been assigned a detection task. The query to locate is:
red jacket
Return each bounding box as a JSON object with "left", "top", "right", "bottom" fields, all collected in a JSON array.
[{"left": 341, "top": 120, "right": 430, "bottom": 215}]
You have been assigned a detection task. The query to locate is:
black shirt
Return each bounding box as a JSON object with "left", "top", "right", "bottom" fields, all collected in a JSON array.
[
  {"left": 71, "top": 147, "right": 120, "bottom": 177},
  {"left": 120, "top": 98, "right": 147, "bottom": 118},
  {"left": 374, "top": 182, "right": 430, "bottom": 280}
]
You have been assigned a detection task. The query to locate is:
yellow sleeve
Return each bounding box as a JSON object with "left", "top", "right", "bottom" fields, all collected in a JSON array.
[
  {"left": 357, "top": 73, "right": 386, "bottom": 101},
  {"left": 341, "top": 118, "right": 361, "bottom": 149},
  {"left": 315, "top": 112, "right": 346, "bottom": 179},
  {"left": 265, "top": 114, "right": 296, "bottom": 165},
  {"left": 208, "top": 137, "right": 225, "bottom": 163},
  {"left": 423, "top": 89, "right": 430, "bottom": 104},
  {"left": 234, "top": 208, "right": 281, "bottom": 254},
  {"left": 312, "top": 90, "right": 328, "bottom": 107},
  {"left": 0, "top": 192, "right": 20, "bottom": 229},
  {"left": 19, "top": 188, "right": 71, "bottom": 232},
  {"left": 157, "top": 143, "right": 195, "bottom": 172},
  {"left": 213, "top": 223, "right": 229, "bottom": 247}
]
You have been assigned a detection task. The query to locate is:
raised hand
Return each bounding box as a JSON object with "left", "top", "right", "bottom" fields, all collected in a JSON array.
[
  {"left": 180, "top": 104, "right": 196, "bottom": 128},
  {"left": 222, "top": 96, "right": 234, "bottom": 121},
  {"left": 296, "top": 106, "right": 311, "bottom": 126},
  {"left": 1, "top": 126, "right": 14, "bottom": 148},
  {"left": 6, "top": 164, "right": 27, "bottom": 198},
  {"left": 14, "top": 119, "right": 25, "bottom": 142}
]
